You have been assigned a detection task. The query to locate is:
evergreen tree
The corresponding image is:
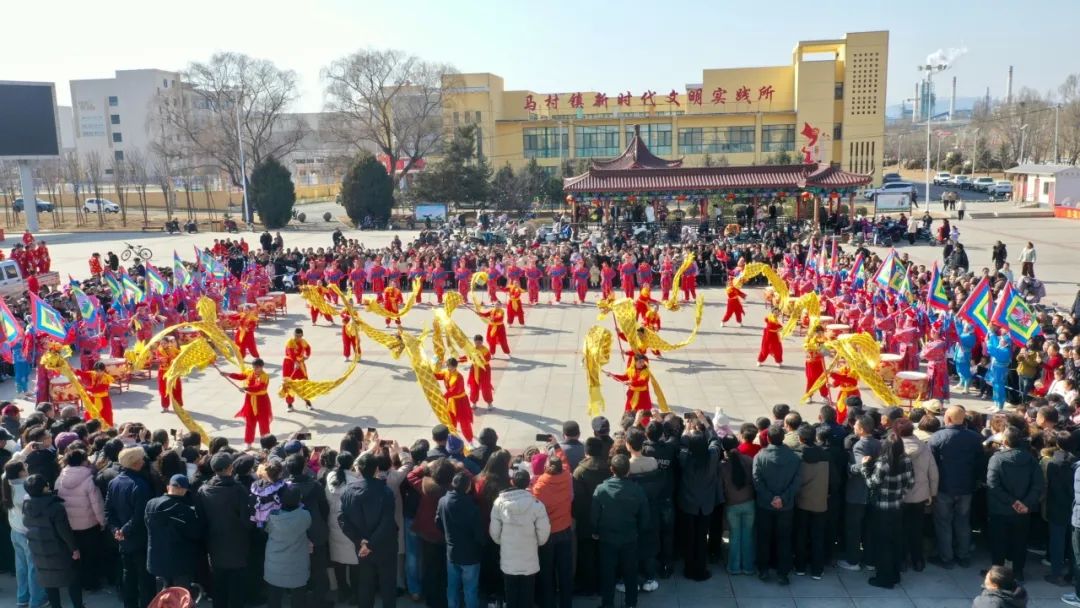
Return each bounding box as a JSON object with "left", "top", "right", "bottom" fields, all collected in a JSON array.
[
  {"left": 248, "top": 157, "right": 296, "bottom": 229},
  {"left": 341, "top": 153, "right": 394, "bottom": 226}
]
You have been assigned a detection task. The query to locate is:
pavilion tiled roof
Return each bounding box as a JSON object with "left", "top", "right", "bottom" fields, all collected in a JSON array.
[
  {"left": 589, "top": 126, "right": 684, "bottom": 171},
  {"left": 565, "top": 157, "right": 871, "bottom": 194}
]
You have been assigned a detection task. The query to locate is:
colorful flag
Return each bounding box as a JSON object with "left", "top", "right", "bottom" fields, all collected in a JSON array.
[
  {"left": 120, "top": 271, "right": 144, "bottom": 303},
  {"left": 103, "top": 270, "right": 122, "bottom": 297},
  {"left": 0, "top": 297, "right": 23, "bottom": 343},
  {"left": 849, "top": 253, "right": 865, "bottom": 281},
  {"left": 871, "top": 249, "right": 896, "bottom": 289},
  {"left": 804, "top": 240, "right": 816, "bottom": 275},
  {"left": 70, "top": 285, "right": 99, "bottom": 325},
  {"left": 991, "top": 282, "right": 1042, "bottom": 347},
  {"left": 927, "top": 262, "right": 949, "bottom": 310},
  {"left": 30, "top": 293, "right": 68, "bottom": 341},
  {"left": 828, "top": 237, "right": 838, "bottom": 272},
  {"left": 957, "top": 276, "right": 992, "bottom": 338},
  {"left": 894, "top": 267, "right": 915, "bottom": 304},
  {"left": 173, "top": 251, "right": 192, "bottom": 287},
  {"left": 888, "top": 262, "right": 907, "bottom": 293},
  {"left": 145, "top": 263, "right": 170, "bottom": 295},
  {"left": 196, "top": 247, "right": 226, "bottom": 281}
]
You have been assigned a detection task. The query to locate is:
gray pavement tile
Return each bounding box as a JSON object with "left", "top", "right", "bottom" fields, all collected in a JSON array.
[
  {"left": 736, "top": 598, "right": 796, "bottom": 608},
  {"left": 910, "top": 599, "right": 975, "bottom": 608},
  {"left": 837, "top": 570, "right": 902, "bottom": 598},
  {"left": 897, "top": 569, "right": 967, "bottom": 598},
  {"left": 729, "top": 574, "right": 794, "bottom": 598},
  {"left": 795, "top": 599, "right": 857, "bottom": 608},
  {"left": 788, "top": 572, "right": 850, "bottom": 597},
  {"left": 850, "top": 598, "right": 916, "bottom": 608}
]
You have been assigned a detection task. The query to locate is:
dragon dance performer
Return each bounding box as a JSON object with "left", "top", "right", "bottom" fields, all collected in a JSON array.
[
  {"left": 636, "top": 260, "right": 653, "bottom": 293},
  {"left": 756, "top": 307, "right": 784, "bottom": 367},
  {"left": 219, "top": 358, "right": 272, "bottom": 448},
  {"left": 309, "top": 281, "right": 335, "bottom": 326},
  {"left": 606, "top": 354, "right": 654, "bottom": 413},
  {"left": 804, "top": 325, "right": 831, "bottom": 404},
  {"left": 340, "top": 310, "right": 360, "bottom": 361},
  {"left": 282, "top": 328, "right": 313, "bottom": 410},
  {"left": 634, "top": 286, "right": 655, "bottom": 322},
  {"left": 155, "top": 336, "right": 183, "bottom": 413},
  {"left": 617, "top": 326, "right": 652, "bottom": 368},
  {"left": 643, "top": 304, "right": 662, "bottom": 358},
  {"left": 235, "top": 309, "right": 260, "bottom": 359},
  {"left": 504, "top": 284, "right": 525, "bottom": 326},
  {"left": 465, "top": 335, "right": 494, "bottom": 408},
  {"left": 75, "top": 361, "right": 114, "bottom": 426},
  {"left": 721, "top": 278, "right": 747, "bottom": 327},
  {"left": 409, "top": 260, "right": 427, "bottom": 305},
  {"left": 131, "top": 303, "right": 156, "bottom": 343},
  {"left": 434, "top": 358, "right": 474, "bottom": 441},
  {"left": 477, "top": 300, "right": 510, "bottom": 356},
  {"left": 829, "top": 362, "right": 860, "bottom": 423},
  {"left": 382, "top": 284, "right": 404, "bottom": 327},
  {"left": 680, "top": 256, "right": 699, "bottom": 301}
]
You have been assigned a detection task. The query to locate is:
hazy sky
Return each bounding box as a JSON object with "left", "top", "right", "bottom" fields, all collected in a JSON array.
[{"left": 4, "top": 0, "right": 1074, "bottom": 112}]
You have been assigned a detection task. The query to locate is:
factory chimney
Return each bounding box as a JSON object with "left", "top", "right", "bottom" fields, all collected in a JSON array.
[
  {"left": 949, "top": 76, "right": 956, "bottom": 121},
  {"left": 1006, "top": 66, "right": 1013, "bottom": 105},
  {"left": 914, "top": 81, "right": 921, "bottom": 122}
]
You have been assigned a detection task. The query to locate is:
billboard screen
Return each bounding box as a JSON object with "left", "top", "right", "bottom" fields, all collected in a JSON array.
[
  {"left": 874, "top": 192, "right": 912, "bottom": 214},
  {"left": 0, "top": 82, "right": 60, "bottom": 159}
]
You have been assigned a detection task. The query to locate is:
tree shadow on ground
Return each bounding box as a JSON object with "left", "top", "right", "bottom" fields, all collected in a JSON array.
[
  {"left": 493, "top": 408, "right": 564, "bottom": 437},
  {"left": 501, "top": 356, "right": 564, "bottom": 372}
]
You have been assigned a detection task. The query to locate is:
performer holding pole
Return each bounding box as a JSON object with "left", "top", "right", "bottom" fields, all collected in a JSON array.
[
  {"left": 465, "top": 335, "right": 494, "bottom": 409},
  {"left": 235, "top": 309, "right": 260, "bottom": 359},
  {"left": 477, "top": 300, "right": 510, "bottom": 356},
  {"left": 75, "top": 361, "right": 115, "bottom": 426},
  {"left": 282, "top": 328, "right": 313, "bottom": 410},
  {"left": 434, "top": 358, "right": 474, "bottom": 441},
  {"left": 803, "top": 325, "right": 830, "bottom": 404},
  {"left": 721, "top": 278, "right": 746, "bottom": 327},
  {"left": 606, "top": 354, "right": 654, "bottom": 413},
  {"left": 756, "top": 307, "right": 784, "bottom": 367},
  {"left": 217, "top": 358, "right": 272, "bottom": 449},
  {"left": 155, "top": 336, "right": 183, "bottom": 413}
]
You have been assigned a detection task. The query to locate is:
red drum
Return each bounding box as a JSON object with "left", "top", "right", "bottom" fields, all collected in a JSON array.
[
  {"left": 878, "top": 354, "right": 903, "bottom": 383},
  {"left": 826, "top": 323, "right": 850, "bottom": 339},
  {"left": 101, "top": 357, "right": 131, "bottom": 381},
  {"left": 49, "top": 378, "right": 79, "bottom": 404},
  {"left": 177, "top": 327, "right": 200, "bottom": 345},
  {"left": 257, "top": 296, "right": 277, "bottom": 315},
  {"left": 270, "top": 291, "right": 287, "bottom": 308},
  {"left": 817, "top": 316, "right": 835, "bottom": 326},
  {"left": 221, "top": 311, "right": 241, "bottom": 330},
  {"left": 894, "top": 371, "right": 929, "bottom": 400}
]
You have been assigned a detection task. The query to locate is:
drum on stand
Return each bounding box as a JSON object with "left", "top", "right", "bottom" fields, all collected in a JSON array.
[
  {"left": 877, "top": 354, "right": 903, "bottom": 383},
  {"left": 894, "top": 371, "right": 929, "bottom": 404}
]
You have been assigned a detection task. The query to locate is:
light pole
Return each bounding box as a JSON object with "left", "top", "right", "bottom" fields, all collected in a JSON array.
[
  {"left": 919, "top": 63, "right": 949, "bottom": 209},
  {"left": 233, "top": 90, "right": 250, "bottom": 225},
  {"left": 970, "top": 128, "right": 979, "bottom": 175},
  {"left": 896, "top": 134, "right": 903, "bottom": 170},
  {"left": 1018, "top": 124, "right": 1029, "bottom": 164},
  {"left": 1054, "top": 104, "right": 1061, "bottom": 163}
]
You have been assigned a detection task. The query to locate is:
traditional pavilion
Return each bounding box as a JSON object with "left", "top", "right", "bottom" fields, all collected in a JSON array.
[{"left": 563, "top": 125, "right": 873, "bottom": 223}]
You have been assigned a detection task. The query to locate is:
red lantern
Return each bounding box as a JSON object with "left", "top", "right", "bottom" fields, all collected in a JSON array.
[
  {"left": 565, "top": 195, "right": 574, "bottom": 204},
  {"left": 676, "top": 194, "right": 687, "bottom": 201},
  {"left": 800, "top": 191, "right": 812, "bottom": 200},
  {"left": 829, "top": 190, "right": 839, "bottom": 200},
  {"left": 628, "top": 195, "right": 637, "bottom": 203},
  {"left": 725, "top": 193, "right": 736, "bottom": 201},
  {"left": 778, "top": 191, "right": 788, "bottom": 198}
]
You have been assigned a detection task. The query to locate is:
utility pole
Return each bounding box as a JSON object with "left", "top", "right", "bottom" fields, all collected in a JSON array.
[
  {"left": 233, "top": 90, "right": 250, "bottom": 225},
  {"left": 1054, "top": 104, "right": 1061, "bottom": 163},
  {"left": 971, "top": 128, "right": 979, "bottom": 175},
  {"left": 896, "top": 134, "right": 903, "bottom": 169}
]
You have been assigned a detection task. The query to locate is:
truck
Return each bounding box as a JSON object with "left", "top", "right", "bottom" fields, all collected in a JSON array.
[{"left": 0, "top": 261, "right": 60, "bottom": 299}]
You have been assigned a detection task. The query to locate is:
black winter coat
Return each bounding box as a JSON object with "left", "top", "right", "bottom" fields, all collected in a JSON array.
[
  {"left": 571, "top": 458, "right": 610, "bottom": 537},
  {"left": 104, "top": 468, "right": 152, "bottom": 554},
  {"left": 288, "top": 473, "right": 330, "bottom": 546},
  {"left": 23, "top": 494, "right": 78, "bottom": 588},
  {"left": 145, "top": 494, "right": 202, "bottom": 577},
  {"left": 195, "top": 475, "right": 252, "bottom": 569}
]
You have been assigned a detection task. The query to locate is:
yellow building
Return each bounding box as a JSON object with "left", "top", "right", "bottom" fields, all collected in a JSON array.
[{"left": 444, "top": 30, "right": 888, "bottom": 184}]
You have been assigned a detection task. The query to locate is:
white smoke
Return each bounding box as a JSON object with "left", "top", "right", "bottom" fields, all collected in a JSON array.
[{"left": 926, "top": 47, "right": 968, "bottom": 68}]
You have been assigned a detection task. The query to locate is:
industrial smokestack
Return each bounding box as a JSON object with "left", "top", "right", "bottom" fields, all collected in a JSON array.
[
  {"left": 949, "top": 76, "right": 956, "bottom": 121},
  {"left": 1007, "top": 66, "right": 1013, "bottom": 105}
]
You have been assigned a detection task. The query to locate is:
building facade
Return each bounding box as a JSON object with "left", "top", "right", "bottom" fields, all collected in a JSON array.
[
  {"left": 70, "top": 69, "right": 180, "bottom": 171},
  {"left": 445, "top": 31, "right": 888, "bottom": 184}
]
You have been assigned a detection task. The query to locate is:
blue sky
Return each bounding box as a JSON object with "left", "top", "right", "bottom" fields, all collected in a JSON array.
[{"left": 3, "top": 0, "right": 1074, "bottom": 112}]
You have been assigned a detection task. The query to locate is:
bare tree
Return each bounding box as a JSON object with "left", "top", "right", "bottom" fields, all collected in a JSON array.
[
  {"left": 84, "top": 151, "right": 105, "bottom": 228},
  {"left": 322, "top": 49, "right": 458, "bottom": 189},
  {"left": 63, "top": 152, "right": 85, "bottom": 226},
  {"left": 1058, "top": 74, "right": 1080, "bottom": 164},
  {"left": 127, "top": 148, "right": 152, "bottom": 224},
  {"left": 111, "top": 154, "right": 129, "bottom": 227},
  {"left": 37, "top": 160, "right": 64, "bottom": 228},
  {"left": 159, "top": 52, "right": 308, "bottom": 196}
]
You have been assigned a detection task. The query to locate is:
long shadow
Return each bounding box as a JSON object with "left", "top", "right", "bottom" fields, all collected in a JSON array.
[
  {"left": 493, "top": 408, "right": 565, "bottom": 436},
  {"left": 520, "top": 326, "right": 573, "bottom": 336},
  {"left": 664, "top": 360, "right": 726, "bottom": 375},
  {"left": 502, "top": 357, "right": 565, "bottom": 372}
]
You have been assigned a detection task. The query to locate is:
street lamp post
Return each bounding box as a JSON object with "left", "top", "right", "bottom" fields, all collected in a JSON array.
[
  {"left": 1054, "top": 104, "right": 1061, "bottom": 163},
  {"left": 1018, "top": 124, "right": 1029, "bottom": 164},
  {"left": 970, "top": 128, "right": 979, "bottom": 175},
  {"left": 919, "top": 63, "right": 949, "bottom": 209},
  {"left": 896, "top": 134, "right": 903, "bottom": 170},
  {"left": 233, "top": 91, "right": 250, "bottom": 226}
]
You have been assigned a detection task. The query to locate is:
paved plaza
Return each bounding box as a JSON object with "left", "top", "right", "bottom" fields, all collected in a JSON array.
[{"left": 0, "top": 208, "right": 1076, "bottom": 607}]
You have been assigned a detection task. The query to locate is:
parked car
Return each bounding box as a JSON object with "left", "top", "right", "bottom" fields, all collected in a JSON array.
[
  {"left": 12, "top": 198, "right": 54, "bottom": 213},
  {"left": 951, "top": 175, "right": 972, "bottom": 189},
  {"left": 83, "top": 198, "right": 120, "bottom": 213},
  {"left": 0, "top": 261, "right": 60, "bottom": 298},
  {"left": 987, "top": 181, "right": 1013, "bottom": 199},
  {"left": 933, "top": 172, "right": 952, "bottom": 186},
  {"left": 971, "top": 176, "right": 995, "bottom": 192},
  {"left": 882, "top": 172, "right": 902, "bottom": 184},
  {"left": 865, "top": 181, "right": 917, "bottom": 200}
]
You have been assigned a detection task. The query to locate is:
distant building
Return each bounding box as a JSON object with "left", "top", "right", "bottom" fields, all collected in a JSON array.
[
  {"left": 442, "top": 31, "right": 889, "bottom": 183},
  {"left": 1005, "top": 164, "right": 1080, "bottom": 212},
  {"left": 69, "top": 69, "right": 180, "bottom": 172}
]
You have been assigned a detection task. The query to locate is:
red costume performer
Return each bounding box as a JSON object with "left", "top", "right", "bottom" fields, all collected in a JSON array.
[
  {"left": 659, "top": 258, "right": 675, "bottom": 302},
  {"left": 478, "top": 304, "right": 510, "bottom": 356},
  {"left": 634, "top": 286, "right": 655, "bottom": 321},
  {"left": 382, "top": 285, "right": 404, "bottom": 327},
  {"left": 619, "top": 260, "right": 636, "bottom": 299},
  {"left": 434, "top": 361, "right": 473, "bottom": 441},
  {"left": 525, "top": 265, "right": 542, "bottom": 305},
  {"left": 227, "top": 364, "right": 272, "bottom": 445},
  {"left": 282, "top": 332, "right": 312, "bottom": 409},
  {"left": 348, "top": 262, "right": 366, "bottom": 304},
  {"left": 572, "top": 262, "right": 590, "bottom": 304},
  {"left": 155, "top": 339, "right": 182, "bottom": 411},
  {"left": 76, "top": 365, "right": 114, "bottom": 427},
  {"left": 309, "top": 284, "right": 334, "bottom": 325},
  {"left": 757, "top": 312, "right": 784, "bottom": 366},
  {"left": 340, "top": 311, "right": 360, "bottom": 360},
  {"left": 465, "top": 339, "right": 494, "bottom": 407},
  {"left": 722, "top": 281, "right": 746, "bottom": 326},
  {"left": 643, "top": 307, "right": 662, "bottom": 357},
  {"left": 235, "top": 310, "right": 260, "bottom": 359},
  {"left": 803, "top": 328, "right": 830, "bottom": 403},
  {"left": 829, "top": 365, "right": 860, "bottom": 424},
  {"left": 611, "top": 357, "right": 653, "bottom": 412},
  {"left": 600, "top": 263, "right": 616, "bottom": 299},
  {"left": 546, "top": 261, "right": 566, "bottom": 303},
  {"left": 681, "top": 259, "right": 699, "bottom": 301},
  {"left": 505, "top": 284, "right": 525, "bottom": 326},
  {"left": 88, "top": 254, "right": 104, "bottom": 278},
  {"left": 455, "top": 261, "right": 472, "bottom": 301}
]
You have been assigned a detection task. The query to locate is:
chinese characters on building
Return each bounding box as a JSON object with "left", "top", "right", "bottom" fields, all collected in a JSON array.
[{"left": 524, "top": 85, "right": 776, "bottom": 110}]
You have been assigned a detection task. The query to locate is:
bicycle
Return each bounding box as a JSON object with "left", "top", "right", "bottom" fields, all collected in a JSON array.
[{"left": 120, "top": 241, "right": 153, "bottom": 262}]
